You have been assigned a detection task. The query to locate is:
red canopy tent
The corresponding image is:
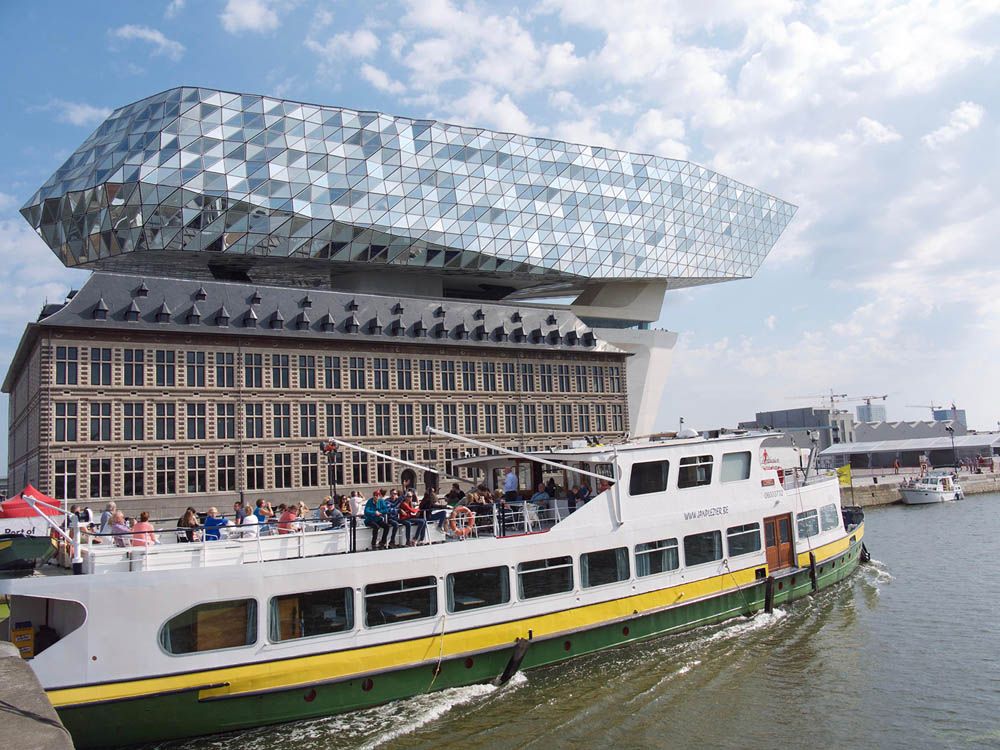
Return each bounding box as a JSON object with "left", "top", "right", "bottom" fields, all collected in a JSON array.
[{"left": 0, "top": 485, "right": 64, "bottom": 518}]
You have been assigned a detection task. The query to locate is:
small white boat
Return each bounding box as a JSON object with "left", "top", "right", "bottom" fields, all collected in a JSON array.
[{"left": 899, "top": 471, "right": 964, "bottom": 504}]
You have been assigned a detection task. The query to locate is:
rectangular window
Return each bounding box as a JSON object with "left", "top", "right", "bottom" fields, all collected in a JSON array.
[
  {"left": 159, "top": 600, "right": 257, "bottom": 655},
  {"left": 89, "top": 458, "right": 112, "bottom": 499},
  {"left": 300, "top": 403, "right": 318, "bottom": 437},
  {"left": 123, "top": 402, "right": 144, "bottom": 441},
  {"left": 557, "top": 364, "right": 570, "bottom": 392},
  {"left": 539, "top": 364, "right": 553, "bottom": 392},
  {"left": 216, "top": 403, "right": 236, "bottom": 439},
  {"left": 297, "top": 355, "right": 316, "bottom": 389},
  {"left": 155, "top": 350, "right": 176, "bottom": 386},
  {"left": 327, "top": 450, "right": 344, "bottom": 487},
  {"left": 375, "top": 452, "right": 393, "bottom": 483},
  {"left": 612, "top": 404, "right": 625, "bottom": 432},
  {"left": 442, "top": 404, "right": 458, "bottom": 433},
  {"left": 581, "top": 547, "right": 630, "bottom": 588},
  {"left": 90, "top": 347, "right": 112, "bottom": 386},
  {"left": 54, "top": 402, "right": 78, "bottom": 442},
  {"left": 420, "top": 403, "right": 436, "bottom": 433},
  {"left": 273, "top": 403, "right": 291, "bottom": 438},
  {"left": 274, "top": 453, "right": 293, "bottom": 489},
  {"left": 446, "top": 567, "right": 510, "bottom": 613},
  {"left": 245, "top": 403, "right": 263, "bottom": 438},
  {"left": 482, "top": 362, "right": 497, "bottom": 391},
  {"left": 244, "top": 353, "right": 263, "bottom": 388},
  {"left": 504, "top": 404, "right": 518, "bottom": 434},
  {"left": 609, "top": 366, "right": 624, "bottom": 393},
  {"left": 89, "top": 402, "right": 112, "bottom": 441},
  {"left": 324, "top": 355, "right": 341, "bottom": 389},
  {"left": 349, "top": 356, "right": 365, "bottom": 389},
  {"left": 271, "top": 354, "right": 290, "bottom": 389},
  {"left": 373, "top": 358, "right": 390, "bottom": 389},
  {"left": 560, "top": 404, "right": 573, "bottom": 432},
  {"left": 351, "top": 450, "right": 369, "bottom": 484},
  {"left": 350, "top": 403, "right": 367, "bottom": 436},
  {"left": 246, "top": 453, "right": 265, "bottom": 491},
  {"left": 398, "top": 403, "right": 414, "bottom": 436},
  {"left": 217, "top": 454, "right": 236, "bottom": 491},
  {"left": 635, "top": 538, "right": 679, "bottom": 576},
  {"left": 374, "top": 403, "right": 391, "bottom": 436},
  {"left": 325, "top": 403, "right": 343, "bottom": 437},
  {"left": 124, "top": 348, "right": 144, "bottom": 386},
  {"left": 520, "top": 363, "right": 535, "bottom": 391},
  {"left": 727, "top": 523, "right": 762, "bottom": 557},
  {"left": 797, "top": 509, "right": 820, "bottom": 539},
  {"left": 684, "top": 530, "right": 723, "bottom": 566},
  {"left": 123, "top": 457, "right": 144, "bottom": 496},
  {"left": 629, "top": 460, "right": 669, "bottom": 496},
  {"left": 464, "top": 403, "right": 479, "bottom": 434},
  {"left": 518, "top": 556, "right": 573, "bottom": 599},
  {"left": 462, "top": 361, "right": 476, "bottom": 391},
  {"left": 594, "top": 404, "right": 608, "bottom": 432},
  {"left": 577, "top": 404, "right": 590, "bottom": 432},
  {"left": 484, "top": 404, "right": 499, "bottom": 433},
  {"left": 820, "top": 503, "right": 841, "bottom": 532},
  {"left": 55, "top": 346, "right": 78, "bottom": 385},
  {"left": 186, "top": 351, "right": 206, "bottom": 387},
  {"left": 365, "top": 577, "right": 437, "bottom": 627},
  {"left": 444, "top": 448, "right": 459, "bottom": 476},
  {"left": 721, "top": 451, "right": 751, "bottom": 482},
  {"left": 575, "top": 365, "right": 589, "bottom": 392},
  {"left": 155, "top": 456, "right": 177, "bottom": 495},
  {"left": 501, "top": 363, "right": 516, "bottom": 391},
  {"left": 678, "top": 455, "right": 713, "bottom": 488},
  {"left": 523, "top": 404, "right": 537, "bottom": 433},
  {"left": 187, "top": 455, "right": 207, "bottom": 493},
  {"left": 440, "top": 361, "right": 456, "bottom": 390},
  {"left": 269, "top": 588, "right": 353, "bottom": 641},
  {"left": 215, "top": 352, "right": 234, "bottom": 388},
  {"left": 186, "top": 403, "right": 207, "bottom": 440},
  {"left": 54, "top": 459, "right": 77, "bottom": 501},
  {"left": 396, "top": 358, "right": 412, "bottom": 390},
  {"left": 301, "top": 453, "right": 318, "bottom": 487},
  {"left": 418, "top": 359, "right": 434, "bottom": 390},
  {"left": 592, "top": 366, "right": 606, "bottom": 393}
]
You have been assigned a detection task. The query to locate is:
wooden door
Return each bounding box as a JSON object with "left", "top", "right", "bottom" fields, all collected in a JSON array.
[{"left": 764, "top": 514, "right": 795, "bottom": 571}]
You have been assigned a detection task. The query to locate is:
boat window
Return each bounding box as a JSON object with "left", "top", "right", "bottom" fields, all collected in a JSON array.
[
  {"left": 269, "top": 588, "right": 353, "bottom": 642},
  {"left": 159, "top": 599, "right": 257, "bottom": 655},
  {"left": 678, "top": 455, "right": 713, "bottom": 488},
  {"left": 635, "top": 538, "right": 679, "bottom": 576},
  {"left": 364, "top": 576, "right": 437, "bottom": 628},
  {"left": 581, "top": 547, "right": 630, "bottom": 588},
  {"left": 796, "top": 509, "right": 819, "bottom": 539},
  {"left": 683, "top": 530, "right": 723, "bottom": 566},
  {"left": 447, "top": 566, "right": 510, "bottom": 613},
  {"left": 819, "top": 503, "right": 841, "bottom": 532},
  {"left": 517, "top": 556, "right": 573, "bottom": 599},
  {"left": 726, "top": 523, "right": 762, "bottom": 556},
  {"left": 629, "top": 459, "right": 669, "bottom": 496},
  {"left": 720, "top": 451, "right": 751, "bottom": 482}
]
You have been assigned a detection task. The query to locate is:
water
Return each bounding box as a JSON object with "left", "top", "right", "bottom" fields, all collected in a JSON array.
[{"left": 169, "top": 494, "right": 1000, "bottom": 750}]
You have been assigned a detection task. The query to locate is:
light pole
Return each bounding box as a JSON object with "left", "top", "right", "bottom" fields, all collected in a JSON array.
[{"left": 945, "top": 425, "right": 957, "bottom": 470}]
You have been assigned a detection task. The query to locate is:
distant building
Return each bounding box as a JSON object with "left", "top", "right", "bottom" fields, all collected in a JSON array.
[
  {"left": 856, "top": 403, "right": 887, "bottom": 422},
  {"left": 739, "top": 407, "right": 855, "bottom": 453},
  {"left": 932, "top": 407, "right": 967, "bottom": 428}
]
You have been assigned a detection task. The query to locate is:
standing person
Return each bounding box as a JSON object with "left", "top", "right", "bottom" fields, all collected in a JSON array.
[
  {"left": 203, "top": 507, "right": 229, "bottom": 541},
  {"left": 893, "top": 458, "right": 900, "bottom": 475},
  {"left": 503, "top": 466, "right": 519, "bottom": 503},
  {"left": 567, "top": 485, "right": 581, "bottom": 514},
  {"left": 545, "top": 477, "right": 557, "bottom": 498},
  {"left": 130, "top": 512, "right": 158, "bottom": 547}
]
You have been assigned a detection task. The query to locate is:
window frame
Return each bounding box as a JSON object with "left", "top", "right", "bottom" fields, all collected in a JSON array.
[
  {"left": 158, "top": 598, "right": 259, "bottom": 657},
  {"left": 677, "top": 455, "right": 714, "bottom": 489}
]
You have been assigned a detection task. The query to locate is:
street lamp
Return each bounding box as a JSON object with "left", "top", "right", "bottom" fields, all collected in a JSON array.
[{"left": 945, "top": 425, "right": 957, "bottom": 470}]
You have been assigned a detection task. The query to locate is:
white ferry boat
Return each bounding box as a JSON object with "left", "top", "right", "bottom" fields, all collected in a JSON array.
[
  {"left": 899, "top": 471, "right": 964, "bottom": 504},
  {"left": 0, "top": 430, "right": 866, "bottom": 748}
]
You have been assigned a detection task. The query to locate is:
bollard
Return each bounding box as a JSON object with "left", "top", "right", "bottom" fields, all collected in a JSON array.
[{"left": 764, "top": 575, "right": 775, "bottom": 614}]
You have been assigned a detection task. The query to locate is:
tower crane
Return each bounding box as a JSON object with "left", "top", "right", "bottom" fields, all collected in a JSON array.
[
  {"left": 905, "top": 402, "right": 942, "bottom": 417},
  {"left": 787, "top": 390, "right": 847, "bottom": 410}
]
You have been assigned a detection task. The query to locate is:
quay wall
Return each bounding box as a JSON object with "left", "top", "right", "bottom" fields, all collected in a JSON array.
[
  {"left": 840, "top": 472, "right": 1000, "bottom": 507},
  {"left": 0, "top": 641, "right": 74, "bottom": 750}
]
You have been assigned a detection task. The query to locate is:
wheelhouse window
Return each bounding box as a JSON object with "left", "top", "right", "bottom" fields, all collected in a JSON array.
[
  {"left": 629, "top": 459, "right": 669, "bottom": 496},
  {"left": 797, "top": 509, "right": 820, "bottom": 539},
  {"left": 446, "top": 566, "right": 510, "bottom": 612},
  {"left": 819, "top": 503, "right": 841, "bottom": 532},
  {"left": 720, "top": 451, "right": 751, "bottom": 482},
  {"left": 581, "top": 547, "right": 630, "bottom": 588},
  {"left": 517, "top": 556, "right": 573, "bottom": 599},
  {"left": 364, "top": 577, "right": 437, "bottom": 627},
  {"left": 726, "top": 523, "right": 762, "bottom": 557},
  {"left": 159, "top": 599, "right": 257, "bottom": 655},
  {"left": 684, "top": 530, "right": 723, "bottom": 566},
  {"left": 635, "top": 538, "right": 679, "bottom": 576},
  {"left": 269, "top": 588, "right": 353, "bottom": 641},
  {"left": 678, "top": 455, "right": 713, "bottom": 488}
]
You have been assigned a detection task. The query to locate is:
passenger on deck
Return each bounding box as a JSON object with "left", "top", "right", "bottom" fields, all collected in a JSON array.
[
  {"left": 446, "top": 483, "right": 466, "bottom": 503},
  {"left": 324, "top": 497, "right": 346, "bottom": 529},
  {"left": 349, "top": 490, "right": 365, "bottom": 517},
  {"left": 578, "top": 482, "right": 592, "bottom": 505},
  {"left": 364, "top": 493, "right": 391, "bottom": 548},
  {"left": 530, "top": 483, "right": 551, "bottom": 509},
  {"left": 597, "top": 479, "right": 612, "bottom": 494},
  {"left": 545, "top": 477, "right": 557, "bottom": 498},
  {"left": 420, "top": 489, "right": 449, "bottom": 531},
  {"left": 503, "top": 466, "right": 519, "bottom": 503},
  {"left": 240, "top": 509, "right": 259, "bottom": 539},
  {"left": 98, "top": 501, "right": 117, "bottom": 538},
  {"left": 232, "top": 500, "right": 246, "bottom": 525},
  {"left": 466, "top": 491, "right": 494, "bottom": 522},
  {"left": 378, "top": 491, "right": 402, "bottom": 547},
  {"left": 277, "top": 504, "right": 298, "bottom": 534},
  {"left": 177, "top": 507, "right": 200, "bottom": 543},
  {"left": 398, "top": 490, "right": 427, "bottom": 545},
  {"left": 254, "top": 499, "right": 274, "bottom": 533},
  {"left": 568, "top": 485, "right": 581, "bottom": 514},
  {"left": 130, "top": 511, "right": 158, "bottom": 547},
  {"left": 203, "top": 507, "right": 230, "bottom": 541},
  {"left": 110, "top": 511, "right": 131, "bottom": 547}
]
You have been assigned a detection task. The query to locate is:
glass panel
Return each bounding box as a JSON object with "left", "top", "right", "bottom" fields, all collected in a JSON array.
[
  {"left": 726, "top": 523, "right": 762, "bottom": 556},
  {"left": 796, "top": 510, "right": 820, "bottom": 539},
  {"left": 683, "top": 531, "right": 723, "bottom": 566},
  {"left": 819, "top": 503, "right": 841, "bottom": 531},
  {"left": 446, "top": 566, "right": 510, "bottom": 612},
  {"left": 517, "top": 556, "right": 573, "bottom": 599},
  {"left": 159, "top": 599, "right": 257, "bottom": 655},
  {"left": 581, "top": 547, "right": 629, "bottom": 588},
  {"left": 720, "top": 451, "right": 751, "bottom": 482},
  {"left": 629, "top": 460, "right": 669, "bottom": 496},
  {"left": 269, "top": 588, "right": 353, "bottom": 641},
  {"left": 635, "top": 538, "right": 679, "bottom": 577},
  {"left": 678, "top": 455, "right": 713, "bottom": 488},
  {"left": 364, "top": 576, "right": 437, "bottom": 627}
]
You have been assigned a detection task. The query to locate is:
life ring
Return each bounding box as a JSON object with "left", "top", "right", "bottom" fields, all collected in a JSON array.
[{"left": 449, "top": 506, "right": 475, "bottom": 537}]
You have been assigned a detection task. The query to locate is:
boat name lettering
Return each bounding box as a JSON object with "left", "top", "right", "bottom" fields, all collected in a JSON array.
[
  {"left": 763, "top": 490, "right": 784, "bottom": 499},
  {"left": 683, "top": 506, "right": 729, "bottom": 520}
]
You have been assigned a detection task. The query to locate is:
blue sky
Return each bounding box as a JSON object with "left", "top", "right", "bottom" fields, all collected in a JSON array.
[{"left": 2, "top": 0, "right": 1000, "bottom": 462}]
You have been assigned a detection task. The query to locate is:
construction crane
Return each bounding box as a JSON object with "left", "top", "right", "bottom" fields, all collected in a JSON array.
[
  {"left": 905, "top": 402, "right": 943, "bottom": 417},
  {"left": 844, "top": 394, "right": 888, "bottom": 406},
  {"left": 787, "top": 390, "right": 848, "bottom": 410}
]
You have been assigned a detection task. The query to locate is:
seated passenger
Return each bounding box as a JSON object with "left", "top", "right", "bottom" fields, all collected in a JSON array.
[
  {"left": 277, "top": 504, "right": 298, "bottom": 534},
  {"left": 446, "top": 483, "right": 466, "bottom": 503},
  {"left": 419, "top": 490, "right": 449, "bottom": 531},
  {"left": 364, "top": 494, "right": 390, "bottom": 548},
  {"left": 568, "top": 485, "right": 581, "bottom": 514},
  {"left": 578, "top": 482, "right": 592, "bottom": 504},
  {"left": 240, "top": 510, "right": 259, "bottom": 539},
  {"left": 130, "top": 511, "right": 158, "bottom": 547},
  {"left": 397, "top": 490, "right": 427, "bottom": 545},
  {"left": 111, "top": 511, "right": 131, "bottom": 547},
  {"left": 530, "top": 482, "right": 551, "bottom": 507},
  {"left": 324, "top": 498, "right": 346, "bottom": 529},
  {"left": 176, "top": 507, "right": 200, "bottom": 543},
  {"left": 203, "top": 507, "right": 229, "bottom": 541}
]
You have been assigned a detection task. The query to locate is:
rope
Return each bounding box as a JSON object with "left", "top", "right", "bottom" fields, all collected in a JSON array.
[
  {"left": 722, "top": 559, "right": 754, "bottom": 617},
  {"left": 426, "top": 609, "right": 448, "bottom": 692}
]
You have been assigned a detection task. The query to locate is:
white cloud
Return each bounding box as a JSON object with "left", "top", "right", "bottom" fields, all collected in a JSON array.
[
  {"left": 361, "top": 64, "right": 406, "bottom": 95},
  {"left": 110, "top": 24, "right": 185, "bottom": 60},
  {"left": 765, "top": 314, "right": 776, "bottom": 330},
  {"left": 0, "top": 192, "right": 18, "bottom": 212},
  {"left": 164, "top": 0, "right": 185, "bottom": 18},
  {"left": 626, "top": 109, "right": 689, "bottom": 159},
  {"left": 446, "top": 85, "right": 538, "bottom": 135},
  {"left": 307, "top": 28, "right": 380, "bottom": 59},
  {"left": 922, "top": 101, "right": 985, "bottom": 149},
  {"left": 855, "top": 116, "right": 902, "bottom": 144},
  {"left": 220, "top": 0, "right": 282, "bottom": 34},
  {"left": 45, "top": 100, "right": 113, "bottom": 127}
]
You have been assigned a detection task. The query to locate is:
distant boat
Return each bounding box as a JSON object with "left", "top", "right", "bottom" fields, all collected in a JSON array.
[
  {"left": 899, "top": 471, "right": 964, "bottom": 504},
  {"left": 0, "top": 485, "right": 65, "bottom": 574}
]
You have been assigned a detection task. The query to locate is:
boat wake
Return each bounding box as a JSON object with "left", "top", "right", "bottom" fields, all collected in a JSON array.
[
  {"left": 703, "top": 608, "right": 788, "bottom": 644},
  {"left": 860, "top": 559, "right": 894, "bottom": 593}
]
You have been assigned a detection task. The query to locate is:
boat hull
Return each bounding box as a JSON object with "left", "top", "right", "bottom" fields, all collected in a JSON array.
[
  {"left": 56, "top": 533, "right": 865, "bottom": 749},
  {"left": 0, "top": 535, "right": 58, "bottom": 575},
  {"left": 899, "top": 488, "right": 962, "bottom": 504}
]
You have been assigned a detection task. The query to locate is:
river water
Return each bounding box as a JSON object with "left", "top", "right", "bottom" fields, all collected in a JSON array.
[{"left": 171, "top": 493, "right": 1000, "bottom": 750}]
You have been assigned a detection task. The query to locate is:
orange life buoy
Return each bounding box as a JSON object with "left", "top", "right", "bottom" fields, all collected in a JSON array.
[{"left": 449, "top": 506, "right": 475, "bottom": 537}]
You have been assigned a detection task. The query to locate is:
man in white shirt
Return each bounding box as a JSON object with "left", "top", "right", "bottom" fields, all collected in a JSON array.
[
  {"left": 503, "top": 466, "right": 519, "bottom": 503},
  {"left": 241, "top": 511, "right": 259, "bottom": 539}
]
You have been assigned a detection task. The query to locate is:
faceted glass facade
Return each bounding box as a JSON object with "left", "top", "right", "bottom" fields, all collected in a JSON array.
[{"left": 22, "top": 87, "right": 795, "bottom": 288}]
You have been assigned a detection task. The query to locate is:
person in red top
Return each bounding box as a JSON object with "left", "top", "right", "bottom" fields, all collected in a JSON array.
[
  {"left": 398, "top": 490, "right": 427, "bottom": 545},
  {"left": 276, "top": 504, "right": 298, "bottom": 534},
  {"left": 130, "top": 511, "right": 158, "bottom": 546}
]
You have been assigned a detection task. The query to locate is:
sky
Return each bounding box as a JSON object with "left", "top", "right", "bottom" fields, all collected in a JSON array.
[{"left": 1, "top": 0, "right": 1000, "bottom": 462}]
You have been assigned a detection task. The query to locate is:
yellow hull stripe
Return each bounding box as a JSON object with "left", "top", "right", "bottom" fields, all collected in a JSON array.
[{"left": 50, "top": 526, "right": 863, "bottom": 709}]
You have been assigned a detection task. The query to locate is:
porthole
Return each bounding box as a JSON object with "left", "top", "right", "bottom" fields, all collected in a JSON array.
[{"left": 361, "top": 678, "right": 374, "bottom": 692}]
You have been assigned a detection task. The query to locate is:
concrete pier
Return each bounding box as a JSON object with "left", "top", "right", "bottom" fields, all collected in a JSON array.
[
  {"left": 0, "top": 640, "right": 74, "bottom": 749},
  {"left": 840, "top": 471, "right": 1000, "bottom": 507}
]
